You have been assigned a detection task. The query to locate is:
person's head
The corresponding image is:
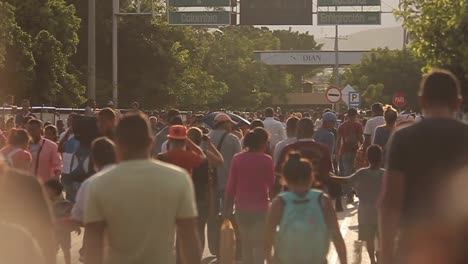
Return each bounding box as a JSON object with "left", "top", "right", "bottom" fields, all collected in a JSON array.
[
  {"left": 91, "top": 137, "right": 117, "bottom": 171},
  {"left": 384, "top": 105, "right": 398, "bottom": 126},
  {"left": 44, "top": 179, "right": 63, "bottom": 200},
  {"left": 131, "top": 101, "right": 140, "bottom": 111},
  {"left": 419, "top": 69, "right": 462, "bottom": 116},
  {"left": 167, "top": 109, "right": 181, "bottom": 124},
  {"left": 26, "top": 119, "right": 42, "bottom": 141},
  {"left": 170, "top": 116, "right": 183, "bottom": 126},
  {"left": 243, "top": 127, "right": 269, "bottom": 152},
  {"left": 367, "top": 144, "right": 383, "bottom": 167},
  {"left": 214, "top": 113, "right": 236, "bottom": 131},
  {"left": 115, "top": 112, "right": 153, "bottom": 160},
  {"left": 296, "top": 118, "right": 314, "bottom": 139},
  {"left": 187, "top": 127, "right": 203, "bottom": 146},
  {"left": 282, "top": 152, "right": 314, "bottom": 191},
  {"left": 44, "top": 125, "right": 58, "bottom": 142},
  {"left": 106, "top": 101, "right": 115, "bottom": 109},
  {"left": 264, "top": 107, "right": 274, "bottom": 118},
  {"left": 97, "top": 108, "right": 117, "bottom": 136},
  {"left": 167, "top": 125, "right": 187, "bottom": 150},
  {"left": 21, "top": 99, "right": 30, "bottom": 113},
  {"left": 7, "top": 129, "right": 29, "bottom": 149},
  {"left": 149, "top": 116, "right": 158, "bottom": 128},
  {"left": 250, "top": 119, "right": 264, "bottom": 130},
  {"left": 371, "top": 103, "right": 384, "bottom": 117},
  {"left": 66, "top": 114, "right": 76, "bottom": 129},
  {"left": 285, "top": 116, "right": 299, "bottom": 138},
  {"left": 6, "top": 118, "right": 14, "bottom": 131},
  {"left": 56, "top": 120, "right": 65, "bottom": 131},
  {"left": 322, "top": 112, "right": 337, "bottom": 129},
  {"left": 347, "top": 108, "right": 358, "bottom": 120},
  {"left": 87, "top": 99, "right": 96, "bottom": 108},
  {"left": 303, "top": 112, "right": 311, "bottom": 119}
]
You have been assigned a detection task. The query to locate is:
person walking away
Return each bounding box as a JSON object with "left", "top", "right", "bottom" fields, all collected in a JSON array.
[
  {"left": 275, "top": 118, "right": 333, "bottom": 196},
  {"left": 207, "top": 113, "right": 242, "bottom": 256},
  {"left": 263, "top": 107, "right": 286, "bottom": 153},
  {"left": 379, "top": 69, "right": 468, "bottom": 264},
  {"left": 58, "top": 114, "right": 81, "bottom": 201},
  {"left": 45, "top": 125, "right": 59, "bottom": 143},
  {"left": 26, "top": 119, "right": 62, "bottom": 183},
  {"left": 153, "top": 109, "right": 181, "bottom": 154},
  {"left": 186, "top": 127, "right": 224, "bottom": 252},
  {"left": 44, "top": 179, "right": 80, "bottom": 264},
  {"left": 57, "top": 120, "right": 66, "bottom": 135},
  {"left": 83, "top": 113, "right": 201, "bottom": 264},
  {"left": 265, "top": 152, "right": 347, "bottom": 264},
  {"left": 96, "top": 108, "right": 118, "bottom": 141},
  {"left": 0, "top": 128, "right": 32, "bottom": 170},
  {"left": 333, "top": 145, "right": 384, "bottom": 264},
  {"left": 156, "top": 125, "right": 206, "bottom": 176},
  {"left": 15, "top": 99, "right": 36, "bottom": 128},
  {"left": 273, "top": 116, "right": 299, "bottom": 166},
  {"left": 336, "top": 108, "right": 363, "bottom": 203},
  {"left": 373, "top": 106, "right": 398, "bottom": 151},
  {"left": 362, "top": 103, "right": 385, "bottom": 150},
  {"left": 223, "top": 128, "right": 275, "bottom": 264}
]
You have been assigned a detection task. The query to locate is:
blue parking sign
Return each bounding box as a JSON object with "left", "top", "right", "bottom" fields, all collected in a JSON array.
[{"left": 348, "top": 92, "right": 361, "bottom": 108}]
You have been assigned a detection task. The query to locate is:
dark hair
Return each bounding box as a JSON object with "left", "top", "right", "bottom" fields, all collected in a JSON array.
[
  {"left": 286, "top": 116, "right": 299, "bottom": 133},
  {"left": 91, "top": 137, "right": 117, "bottom": 168},
  {"left": 303, "top": 112, "right": 311, "bottom": 118},
  {"left": 296, "top": 118, "right": 314, "bottom": 138},
  {"left": 367, "top": 145, "right": 383, "bottom": 165},
  {"left": 170, "top": 116, "right": 183, "bottom": 126},
  {"left": 43, "top": 122, "right": 52, "bottom": 127},
  {"left": 44, "top": 179, "right": 63, "bottom": 196},
  {"left": 347, "top": 108, "right": 358, "bottom": 118},
  {"left": 44, "top": 125, "right": 57, "bottom": 135},
  {"left": 384, "top": 106, "right": 398, "bottom": 124},
  {"left": 250, "top": 119, "right": 264, "bottom": 129},
  {"left": 371, "top": 103, "right": 384, "bottom": 115},
  {"left": 8, "top": 129, "right": 29, "bottom": 146},
  {"left": 243, "top": 127, "right": 269, "bottom": 151},
  {"left": 420, "top": 69, "right": 461, "bottom": 108},
  {"left": 26, "top": 119, "right": 42, "bottom": 128},
  {"left": 116, "top": 113, "right": 152, "bottom": 154},
  {"left": 264, "top": 107, "right": 274, "bottom": 118},
  {"left": 98, "top": 108, "right": 116, "bottom": 121},
  {"left": 132, "top": 101, "right": 140, "bottom": 108},
  {"left": 167, "top": 109, "right": 181, "bottom": 122},
  {"left": 282, "top": 152, "right": 313, "bottom": 185}
]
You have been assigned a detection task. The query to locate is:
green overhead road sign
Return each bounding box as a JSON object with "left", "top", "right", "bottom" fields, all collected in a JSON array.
[
  {"left": 169, "top": 11, "right": 231, "bottom": 25},
  {"left": 317, "top": 12, "right": 381, "bottom": 25},
  {"left": 317, "top": 0, "right": 381, "bottom": 6},
  {"left": 168, "top": 0, "right": 231, "bottom": 7}
]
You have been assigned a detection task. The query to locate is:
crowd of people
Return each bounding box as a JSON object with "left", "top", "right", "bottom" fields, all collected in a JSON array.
[{"left": 0, "top": 68, "right": 467, "bottom": 264}]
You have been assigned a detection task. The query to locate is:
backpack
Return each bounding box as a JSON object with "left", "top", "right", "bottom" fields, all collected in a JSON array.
[
  {"left": 4, "top": 148, "right": 22, "bottom": 167},
  {"left": 68, "top": 146, "right": 94, "bottom": 183},
  {"left": 275, "top": 190, "right": 330, "bottom": 264}
]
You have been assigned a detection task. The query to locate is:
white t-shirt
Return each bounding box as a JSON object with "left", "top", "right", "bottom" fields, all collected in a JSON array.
[
  {"left": 364, "top": 116, "right": 386, "bottom": 143},
  {"left": 263, "top": 117, "right": 287, "bottom": 148}
]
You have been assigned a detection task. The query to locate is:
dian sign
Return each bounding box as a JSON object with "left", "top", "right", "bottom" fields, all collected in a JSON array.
[{"left": 392, "top": 92, "right": 407, "bottom": 108}]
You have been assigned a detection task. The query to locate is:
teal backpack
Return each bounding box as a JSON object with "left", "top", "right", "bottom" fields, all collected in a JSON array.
[{"left": 275, "top": 190, "right": 330, "bottom": 264}]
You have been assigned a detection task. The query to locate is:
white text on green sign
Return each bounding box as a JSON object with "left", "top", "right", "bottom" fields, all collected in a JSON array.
[
  {"left": 168, "top": 11, "right": 231, "bottom": 25},
  {"left": 317, "top": 12, "right": 381, "bottom": 25}
]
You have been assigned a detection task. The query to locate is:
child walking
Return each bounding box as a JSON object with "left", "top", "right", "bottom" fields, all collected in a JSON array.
[
  {"left": 265, "top": 152, "right": 347, "bottom": 264},
  {"left": 44, "top": 179, "right": 80, "bottom": 264}
]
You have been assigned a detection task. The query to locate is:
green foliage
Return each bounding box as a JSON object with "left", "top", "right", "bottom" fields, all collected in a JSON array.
[
  {"left": 396, "top": 0, "right": 468, "bottom": 107},
  {"left": 341, "top": 48, "right": 424, "bottom": 108}
]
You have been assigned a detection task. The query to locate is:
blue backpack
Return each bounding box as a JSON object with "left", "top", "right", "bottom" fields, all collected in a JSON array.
[{"left": 275, "top": 190, "right": 330, "bottom": 264}]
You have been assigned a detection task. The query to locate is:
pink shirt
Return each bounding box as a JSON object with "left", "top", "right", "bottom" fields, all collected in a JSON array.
[
  {"left": 29, "top": 138, "right": 62, "bottom": 183},
  {"left": 226, "top": 152, "right": 275, "bottom": 212},
  {"left": 0, "top": 146, "right": 32, "bottom": 171}
]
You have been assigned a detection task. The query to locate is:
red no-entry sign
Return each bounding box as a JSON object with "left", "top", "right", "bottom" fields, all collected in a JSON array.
[{"left": 393, "top": 92, "right": 407, "bottom": 108}]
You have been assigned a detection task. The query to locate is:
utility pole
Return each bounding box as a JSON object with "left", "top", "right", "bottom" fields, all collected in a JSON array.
[
  {"left": 333, "top": 6, "right": 339, "bottom": 112},
  {"left": 88, "top": 0, "right": 96, "bottom": 100},
  {"left": 112, "top": 0, "right": 119, "bottom": 108}
]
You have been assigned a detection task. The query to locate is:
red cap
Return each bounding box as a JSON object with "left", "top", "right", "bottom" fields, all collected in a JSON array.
[{"left": 168, "top": 125, "right": 187, "bottom": 140}]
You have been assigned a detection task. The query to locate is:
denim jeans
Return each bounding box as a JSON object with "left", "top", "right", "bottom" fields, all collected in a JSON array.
[
  {"left": 341, "top": 152, "right": 356, "bottom": 199},
  {"left": 236, "top": 211, "right": 266, "bottom": 264}
]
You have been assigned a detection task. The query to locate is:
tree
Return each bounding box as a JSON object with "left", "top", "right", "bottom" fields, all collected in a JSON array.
[
  {"left": 397, "top": 0, "right": 468, "bottom": 108},
  {"left": 341, "top": 48, "right": 425, "bottom": 109}
]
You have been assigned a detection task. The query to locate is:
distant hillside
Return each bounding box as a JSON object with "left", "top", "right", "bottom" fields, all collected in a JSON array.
[{"left": 318, "top": 26, "right": 404, "bottom": 51}]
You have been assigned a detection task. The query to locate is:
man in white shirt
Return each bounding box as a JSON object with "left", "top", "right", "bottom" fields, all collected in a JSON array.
[
  {"left": 273, "top": 116, "right": 299, "bottom": 166},
  {"left": 363, "top": 103, "right": 385, "bottom": 150},
  {"left": 262, "top": 107, "right": 286, "bottom": 152}
]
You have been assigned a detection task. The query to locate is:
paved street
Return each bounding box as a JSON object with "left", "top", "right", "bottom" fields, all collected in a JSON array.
[{"left": 58, "top": 200, "right": 369, "bottom": 264}]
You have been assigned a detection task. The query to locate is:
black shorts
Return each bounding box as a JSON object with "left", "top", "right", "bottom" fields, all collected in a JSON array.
[{"left": 359, "top": 224, "right": 377, "bottom": 241}]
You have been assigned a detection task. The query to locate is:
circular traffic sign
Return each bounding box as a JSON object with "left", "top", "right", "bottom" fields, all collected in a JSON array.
[
  {"left": 326, "top": 86, "right": 342, "bottom": 104},
  {"left": 392, "top": 92, "right": 407, "bottom": 108}
]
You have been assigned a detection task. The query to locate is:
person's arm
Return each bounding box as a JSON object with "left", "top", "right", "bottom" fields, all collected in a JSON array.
[
  {"left": 52, "top": 145, "right": 62, "bottom": 179},
  {"left": 203, "top": 137, "right": 224, "bottom": 167},
  {"left": 186, "top": 139, "right": 205, "bottom": 159},
  {"left": 176, "top": 218, "right": 202, "bottom": 264},
  {"left": 363, "top": 122, "right": 372, "bottom": 150},
  {"left": 379, "top": 170, "right": 405, "bottom": 264},
  {"left": 321, "top": 194, "right": 347, "bottom": 264},
  {"left": 84, "top": 222, "right": 105, "bottom": 264},
  {"left": 58, "top": 128, "right": 72, "bottom": 153},
  {"left": 265, "top": 197, "right": 284, "bottom": 264}
]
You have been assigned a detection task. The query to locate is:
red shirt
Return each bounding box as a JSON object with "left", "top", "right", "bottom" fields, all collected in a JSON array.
[
  {"left": 156, "top": 150, "right": 203, "bottom": 176},
  {"left": 226, "top": 152, "right": 275, "bottom": 212},
  {"left": 276, "top": 139, "right": 333, "bottom": 188},
  {"left": 338, "top": 120, "right": 363, "bottom": 153},
  {"left": 1, "top": 146, "right": 32, "bottom": 171}
]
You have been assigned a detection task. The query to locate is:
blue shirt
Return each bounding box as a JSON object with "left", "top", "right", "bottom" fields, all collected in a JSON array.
[{"left": 313, "top": 127, "right": 335, "bottom": 156}]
